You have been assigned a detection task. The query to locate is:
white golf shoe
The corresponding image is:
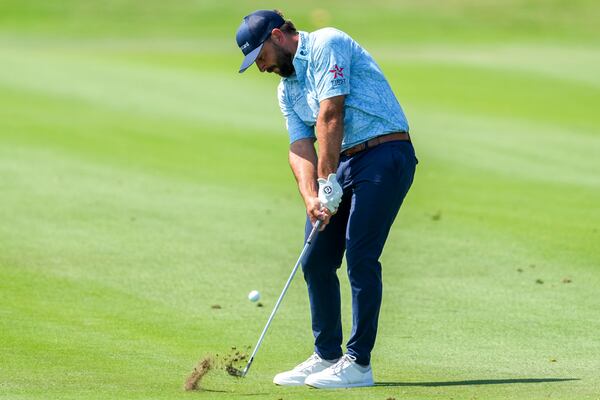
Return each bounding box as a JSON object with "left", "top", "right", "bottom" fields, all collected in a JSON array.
[
  {"left": 304, "top": 354, "right": 374, "bottom": 389},
  {"left": 273, "top": 353, "right": 338, "bottom": 386}
]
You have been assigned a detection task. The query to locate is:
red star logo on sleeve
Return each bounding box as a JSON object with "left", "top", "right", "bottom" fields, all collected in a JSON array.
[{"left": 329, "top": 64, "right": 344, "bottom": 79}]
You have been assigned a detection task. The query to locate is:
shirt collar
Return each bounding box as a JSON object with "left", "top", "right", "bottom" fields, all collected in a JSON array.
[
  {"left": 283, "top": 31, "right": 310, "bottom": 82},
  {"left": 295, "top": 31, "right": 310, "bottom": 61}
]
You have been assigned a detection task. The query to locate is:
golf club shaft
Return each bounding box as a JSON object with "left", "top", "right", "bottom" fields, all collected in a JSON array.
[{"left": 241, "top": 219, "right": 322, "bottom": 377}]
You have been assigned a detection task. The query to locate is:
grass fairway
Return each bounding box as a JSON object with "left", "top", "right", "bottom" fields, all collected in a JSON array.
[{"left": 1, "top": 1, "right": 599, "bottom": 399}]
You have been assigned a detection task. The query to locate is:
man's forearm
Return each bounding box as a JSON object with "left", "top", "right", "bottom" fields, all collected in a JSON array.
[
  {"left": 316, "top": 96, "right": 345, "bottom": 178},
  {"left": 316, "top": 116, "right": 343, "bottom": 178},
  {"left": 289, "top": 138, "right": 318, "bottom": 204}
]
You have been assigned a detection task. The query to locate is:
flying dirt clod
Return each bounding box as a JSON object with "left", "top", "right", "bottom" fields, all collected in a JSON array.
[
  {"left": 184, "top": 357, "right": 213, "bottom": 391},
  {"left": 184, "top": 349, "right": 249, "bottom": 389}
]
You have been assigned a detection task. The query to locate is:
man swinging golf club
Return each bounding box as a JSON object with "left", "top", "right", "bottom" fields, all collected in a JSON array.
[{"left": 236, "top": 10, "right": 417, "bottom": 389}]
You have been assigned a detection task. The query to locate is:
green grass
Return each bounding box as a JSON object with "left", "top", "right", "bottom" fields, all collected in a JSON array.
[{"left": 1, "top": 1, "right": 599, "bottom": 399}]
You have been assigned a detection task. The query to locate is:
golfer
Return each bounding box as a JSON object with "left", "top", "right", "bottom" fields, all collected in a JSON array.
[{"left": 236, "top": 10, "right": 417, "bottom": 388}]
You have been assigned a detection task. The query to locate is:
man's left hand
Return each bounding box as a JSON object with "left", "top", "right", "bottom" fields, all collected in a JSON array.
[{"left": 318, "top": 173, "right": 343, "bottom": 213}]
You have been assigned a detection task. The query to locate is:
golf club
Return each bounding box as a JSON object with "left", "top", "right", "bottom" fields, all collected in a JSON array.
[{"left": 231, "top": 219, "right": 323, "bottom": 377}]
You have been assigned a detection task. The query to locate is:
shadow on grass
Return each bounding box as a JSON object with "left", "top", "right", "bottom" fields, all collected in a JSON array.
[
  {"left": 202, "top": 388, "right": 269, "bottom": 396},
  {"left": 375, "top": 378, "right": 579, "bottom": 387}
]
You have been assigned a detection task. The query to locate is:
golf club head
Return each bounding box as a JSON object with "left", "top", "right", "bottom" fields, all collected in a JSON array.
[
  {"left": 225, "top": 364, "right": 244, "bottom": 378},
  {"left": 240, "top": 357, "right": 254, "bottom": 377}
]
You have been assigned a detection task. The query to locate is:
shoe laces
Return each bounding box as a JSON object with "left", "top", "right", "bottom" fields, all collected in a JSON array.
[
  {"left": 332, "top": 354, "right": 356, "bottom": 375},
  {"left": 296, "top": 353, "right": 321, "bottom": 371}
]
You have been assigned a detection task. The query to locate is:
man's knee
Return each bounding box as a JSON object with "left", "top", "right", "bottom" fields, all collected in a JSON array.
[
  {"left": 302, "top": 254, "right": 342, "bottom": 277},
  {"left": 345, "top": 250, "right": 382, "bottom": 283},
  {"left": 302, "top": 238, "right": 345, "bottom": 276}
]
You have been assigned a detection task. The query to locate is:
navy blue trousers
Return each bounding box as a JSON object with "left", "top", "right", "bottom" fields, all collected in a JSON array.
[{"left": 302, "top": 140, "right": 417, "bottom": 366}]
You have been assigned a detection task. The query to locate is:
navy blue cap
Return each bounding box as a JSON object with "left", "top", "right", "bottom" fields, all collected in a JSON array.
[{"left": 236, "top": 10, "right": 285, "bottom": 73}]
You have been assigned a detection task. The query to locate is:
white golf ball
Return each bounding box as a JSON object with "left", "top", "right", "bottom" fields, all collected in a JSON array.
[{"left": 248, "top": 290, "right": 260, "bottom": 302}]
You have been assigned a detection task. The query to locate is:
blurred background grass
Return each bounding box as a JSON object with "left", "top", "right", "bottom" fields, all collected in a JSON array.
[
  {"left": 1, "top": 1, "right": 599, "bottom": 399},
  {"left": 1, "top": 0, "right": 600, "bottom": 43}
]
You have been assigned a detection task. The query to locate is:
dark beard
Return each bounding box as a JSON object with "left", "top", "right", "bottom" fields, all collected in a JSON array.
[{"left": 273, "top": 45, "right": 295, "bottom": 77}]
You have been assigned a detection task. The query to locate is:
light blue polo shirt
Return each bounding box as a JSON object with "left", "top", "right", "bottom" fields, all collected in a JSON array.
[{"left": 277, "top": 28, "right": 409, "bottom": 152}]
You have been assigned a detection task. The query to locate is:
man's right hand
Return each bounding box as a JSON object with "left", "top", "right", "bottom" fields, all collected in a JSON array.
[{"left": 305, "top": 196, "right": 332, "bottom": 230}]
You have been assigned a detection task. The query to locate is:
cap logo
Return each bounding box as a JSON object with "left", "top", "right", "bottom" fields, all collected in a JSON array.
[{"left": 240, "top": 42, "right": 250, "bottom": 50}]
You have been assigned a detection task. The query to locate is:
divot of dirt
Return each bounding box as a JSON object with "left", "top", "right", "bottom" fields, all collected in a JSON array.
[
  {"left": 184, "top": 347, "right": 250, "bottom": 387},
  {"left": 226, "top": 364, "right": 243, "bottom": 377},
  {"left": 184, "top": 357, "right": 213, "bottom": 391},
  {"left": 221, "top": 348, "right": 248, "bottom": 377}
]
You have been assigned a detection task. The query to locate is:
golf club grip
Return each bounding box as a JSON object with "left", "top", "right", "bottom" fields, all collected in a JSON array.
[{"left": 241, "top": 220, "right": 322, "bottom": 377}]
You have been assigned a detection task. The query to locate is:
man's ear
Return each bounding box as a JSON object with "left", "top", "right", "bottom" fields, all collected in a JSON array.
[{"left": 271, "top": 28, "right": 284, "bottom": 45}]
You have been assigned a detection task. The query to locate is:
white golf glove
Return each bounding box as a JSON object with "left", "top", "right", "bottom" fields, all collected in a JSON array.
[{"left": 318, "top": 173, "right": 343, "bottom": 213}]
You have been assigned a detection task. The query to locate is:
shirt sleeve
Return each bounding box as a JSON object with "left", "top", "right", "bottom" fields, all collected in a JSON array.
[
  {"left": 277, "top": 82, "right": 315, "bottom": 144},
  {"left": 310, "top": 29, "right": 352, "bottom": 102}
]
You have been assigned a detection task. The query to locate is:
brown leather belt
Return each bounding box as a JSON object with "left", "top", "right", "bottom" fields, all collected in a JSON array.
[{"left": 342, "top": 132, "right": 410, "bottom": 157}]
